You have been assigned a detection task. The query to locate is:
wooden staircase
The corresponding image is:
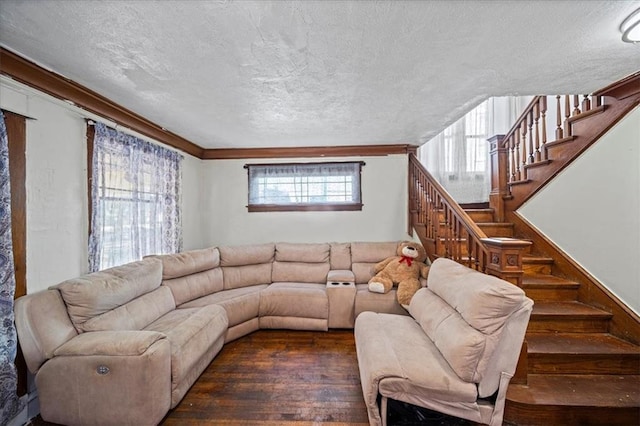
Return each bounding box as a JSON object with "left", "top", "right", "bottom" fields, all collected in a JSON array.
[
  {"left": 461, "top": 208, "right": 640, "bottom": 425},
  {"left": 409, "top": 72, "right": 640, "bottom": 425}
]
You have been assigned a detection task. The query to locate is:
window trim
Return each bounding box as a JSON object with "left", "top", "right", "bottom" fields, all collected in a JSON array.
[
  {"left": 3, "top": 109, "right": 28, "bottom": 396},
  {"left": 245, "top": 161, "right": 364, "bottom": 212}
]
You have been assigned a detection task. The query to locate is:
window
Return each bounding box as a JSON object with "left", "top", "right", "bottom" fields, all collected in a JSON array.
[
  {"left": 246, "top": 162, "right": 364, "bottom": 212},
  {"left": 418, "top": 100, "right": 490, "bottom": 203},
  {"left": 88, "top": 122, "right": 182, "bottom": 271},
  {"left": 439, "top": 101, "right": 488, "bottom": 174}
]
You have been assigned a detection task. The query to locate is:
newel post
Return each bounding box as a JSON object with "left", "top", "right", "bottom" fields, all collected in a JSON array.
[
  {"left": 480, "top": 237, "right": 532, "bottom": 287},
  {"left": 488, "top": 134, "right": 508, "bottom": 222}
]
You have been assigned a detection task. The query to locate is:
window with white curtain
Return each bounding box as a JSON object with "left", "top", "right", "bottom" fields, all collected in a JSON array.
[
  {"left": 246, "top": 162, "right": 363, "bottom": 212},
  {"left": 88, "top": 122, "right": 182, "bottom": 271},
  {"left": 419, "top": 100, "right": 490, "bottom": 203}
]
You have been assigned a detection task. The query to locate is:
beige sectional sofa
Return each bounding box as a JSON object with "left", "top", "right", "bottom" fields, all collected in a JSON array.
[
  {"left": 15, "top": 242, "right": 532, "bottom": 426},
  {"left": 14, "top": 241, "right": 411, "bottom": 426}
]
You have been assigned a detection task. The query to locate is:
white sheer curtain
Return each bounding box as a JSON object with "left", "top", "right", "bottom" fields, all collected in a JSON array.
[
  {"left": 247, "top": 162, "right": 361, "bottom": 205},
  {"left": 88, "top": 122, "right": 183, "bottom": 272},
  {"left": 419, "top": 101, "right": 490, "bottom": 204}
]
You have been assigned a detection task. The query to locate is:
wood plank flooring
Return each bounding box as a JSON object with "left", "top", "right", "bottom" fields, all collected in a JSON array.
[
  {"left": 30, "top": 329, "right": 474, "bottom": 425},
  {"left": 162, "top": 330, "right": 369, "bottom": 425}
]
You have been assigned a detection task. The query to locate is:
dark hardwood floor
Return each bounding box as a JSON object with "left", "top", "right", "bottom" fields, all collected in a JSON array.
[
  {"left": 162, "top": 330, "right": 369, "bottom": 425},
  {"left": 30, "top": 329, "right": 474, "bottom": 425}
]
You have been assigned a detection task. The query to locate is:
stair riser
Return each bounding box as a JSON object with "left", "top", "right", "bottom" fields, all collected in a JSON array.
[
  {"left": 441, "top": 210, "right": 495, "bottom": 223},
  {"left": 476, "top": 225, "right": 514, "bottom": 238},
  {"left": 466, "top": 211, "right": 494, "bottom": 222},
  {"left": 439, "top": 222, "right": 514, "bottom": 238},
  {"left": 528, "top": 355, "right": 640, "bottom": 375},
  {"left": 523, "top": 263, "right": 553, "bottom": 275},
  {"left": 528, "top": 319, "right": 610, "bottom": 333},
  {"left": 504, "top": 403, "right": 639, "bottom": 426},
  {"left": 524, "top": 288, "right": 579, "bottom": 302}
]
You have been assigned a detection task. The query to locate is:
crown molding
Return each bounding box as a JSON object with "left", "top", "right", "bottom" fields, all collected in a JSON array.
[
  {"left": 0, "top": 48, "right": 420, "bottom": 161},
  {"left": 202, "top": 144, "right": 418, "bottom": 160},
  {"left": 0, "top": 47, "right": 204, "bottom": 158}
]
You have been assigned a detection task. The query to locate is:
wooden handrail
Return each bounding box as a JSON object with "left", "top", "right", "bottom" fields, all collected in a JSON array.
[
  {"left": 409, "top": 153, "right": 532, "bottom": 285},
  {"left": 408, "top": 154, "right": 490, "bottom": 272},
  {"left": 500, "top": 94, "right": 603, "bottom": 187}
]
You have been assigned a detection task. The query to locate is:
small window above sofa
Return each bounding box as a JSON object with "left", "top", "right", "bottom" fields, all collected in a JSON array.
[{"left": 245, "top": 161, "right": 364, "bottom": 212}]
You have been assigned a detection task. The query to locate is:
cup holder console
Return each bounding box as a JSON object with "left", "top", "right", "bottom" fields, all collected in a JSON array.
[{"left": 326, "top": 279, "right": 356, "bottom": 328}]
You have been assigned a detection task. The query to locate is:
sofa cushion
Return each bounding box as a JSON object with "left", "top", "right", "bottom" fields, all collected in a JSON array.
[
  {"left": 80, "top": 286, "right": 176, "bottom": 333},
  {"left": 153, "top": 247, "right": 220, "bottom": 280},
  {"left": 222, "top": 263, "right": 272, "bottom": 290},
  {"left": 272, "top": 261, "right": 330, "bottom": 283},
  {"left": 163, "top": 267, "right": 224, "bottom": 305},
  {"left": 275, "top": 242, "right": 330, "bottom": 263},
  {"left": 409, "top": 288, "right": 487, "bottom": 382},
  {"left": 351, "top": 241, "right": 399, "bottom": 263},
  {"left": 219, "top": 243, "right": 275, "bottom": 266},
  {"left": 54, "top": 330, "right": 166, "bottom": 357},
  {"left": 54, "top": 258, "right": 163, "bottom": 330},
  {"left": 330, "top": 242, "right": 351, "bottom": 270},
  {"left": 427, "top": 258, "right": 527, "bottom": 334},
  {"left": 354, "top": 284, "right": 409, "bottom": 317},
  {"left": 178, "top": 285, "right": 267, "bottom": 327},
  {"left": 144, "top": 304, "right": 228, "bottom": 392},
  {"left": 259, "top": 282, "right": 328, "bottom": 319},
  {"left": 351, "top": 241, "right": 399, "bottom": 283}
]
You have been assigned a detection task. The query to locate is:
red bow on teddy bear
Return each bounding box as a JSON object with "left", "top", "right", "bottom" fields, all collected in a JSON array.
[{"left": 398, "top": 256, "right": 413, "bottom": 267}]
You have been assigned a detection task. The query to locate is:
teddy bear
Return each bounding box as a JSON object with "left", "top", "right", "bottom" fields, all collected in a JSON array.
[{"left": 368, "top": 241, "right": 430, "bottom": 306}]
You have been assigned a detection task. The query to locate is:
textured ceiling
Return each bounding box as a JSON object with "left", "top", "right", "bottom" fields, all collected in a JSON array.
[{"left": 1, "top": 0, "right": 639, "bottom": 149}]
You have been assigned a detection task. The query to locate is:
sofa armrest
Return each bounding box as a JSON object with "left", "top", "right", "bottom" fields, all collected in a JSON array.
[
  {"left": 39, "top": 330, "right": 172, "bottom": 426},
  {"left": 54, "top": 330, "right": 166, "bottom": 357},
  {"left": 327, "top": 269, "right": 355, "bottom": 283}
]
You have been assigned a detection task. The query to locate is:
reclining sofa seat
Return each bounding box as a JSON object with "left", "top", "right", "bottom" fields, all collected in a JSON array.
[
  {"left": 158, "top": 244, "right": 273, "bottom": 342},
  {"left": 354, "top": 257, "right": 533, "bottom": 426},
  {"left": 260, "top": 242, "right": 331, "bottom": 330},
  {"left": 14, "top": 258, "right": 228, "bottom": 426}
]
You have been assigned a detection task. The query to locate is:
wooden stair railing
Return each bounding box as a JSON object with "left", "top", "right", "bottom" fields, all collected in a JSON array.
[
  {"left": 410, "top": 72, "right": 640, "bottom": 424},
  {"left": 408, "top": 154, "right": 531, "bottom": 286},
  {"left": 503, "top": 94, "right": 603, "bottom": 185},
  {"left": 491, "top": 71, "right": 640, "bottom": 215}
]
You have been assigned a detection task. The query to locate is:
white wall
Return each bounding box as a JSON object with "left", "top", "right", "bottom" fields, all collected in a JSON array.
[
  {"left": 181, "top": 154, "right": 204, "bottom": 251},
  {"left": 0, "top": 78, "right": 409, "bottom": 292},
  {"left": 519, "top": 106, "right": 640, "bottom": 314},
  {"left": 0, "top": 78, "right": 203, "bottom": 293},
  {"left": 200, "top": 155, "right": 409, "bottom": 246}
]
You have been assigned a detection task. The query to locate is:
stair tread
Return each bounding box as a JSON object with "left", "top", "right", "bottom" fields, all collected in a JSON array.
[
  {"left": 527, "top": 333, "right": 640, "bottom": 355},
  {"left": 522, "top": 274, "right": 580, "bottom": 288},
  {"left": 523, "top": 255, "right": 554, "bottom": 264},
  {"left": 462, "top": 208, "right": 494, "bottom": 213},
  {"left": 507, "top": 374, "right": 640, "bottom": 407},
  {"left": 532, "top": 301, "right": 612, "bottom": 318},
  {"left": 476, "top": 222, "right": 515, "bottom": 227}
]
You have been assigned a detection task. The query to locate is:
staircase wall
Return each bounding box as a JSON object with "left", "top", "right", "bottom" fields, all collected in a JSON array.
[{"left": 518, "top": 105, "right": 640, "bottom": 315}]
